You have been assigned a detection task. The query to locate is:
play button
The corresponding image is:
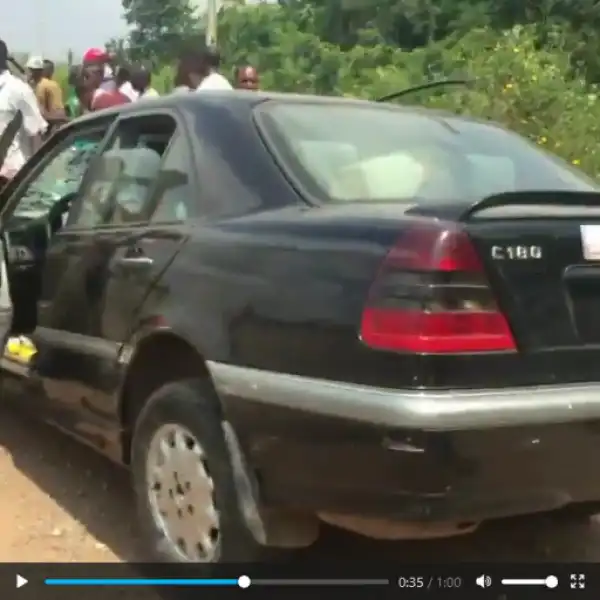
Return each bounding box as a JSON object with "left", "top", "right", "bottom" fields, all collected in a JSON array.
[{"left": 16, "top": 574, "right": 27, "bottom": 588}]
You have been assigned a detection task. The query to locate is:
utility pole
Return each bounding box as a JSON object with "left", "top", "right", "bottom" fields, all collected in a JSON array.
[
  {"left": 206, "top": 0, "right": 218, "bottom": 47},
  {"left": 35, "top": 0, "right": 46, "bottom": 57}
]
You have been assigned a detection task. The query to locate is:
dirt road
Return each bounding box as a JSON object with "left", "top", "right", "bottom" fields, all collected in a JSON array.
[{"left": 1, "top": 405, "right": 600, "bottom": 564}]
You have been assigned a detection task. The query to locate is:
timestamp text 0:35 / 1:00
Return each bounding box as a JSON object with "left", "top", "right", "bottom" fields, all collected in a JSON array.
[{"left": 397, "top": 576, "right": 463, "bottom": 590}]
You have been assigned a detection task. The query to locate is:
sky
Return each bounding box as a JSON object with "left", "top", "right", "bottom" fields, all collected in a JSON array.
[
  {"left": 4, "top": 0, "right": 128, "bottom": 60},
  {"left": 4, "top": 0, "right": 274, "bottom": 61}
]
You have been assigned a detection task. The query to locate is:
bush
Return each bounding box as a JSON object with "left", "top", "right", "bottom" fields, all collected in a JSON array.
[
  {"left": 53, "top": 8, "right": 600, "bottom": 179},
  {"left": 420, "top": 25, "right": 600, "bottom": 176}
]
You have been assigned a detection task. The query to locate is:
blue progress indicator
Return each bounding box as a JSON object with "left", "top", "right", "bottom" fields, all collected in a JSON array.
[{"left": 44, "top": 578, "right": 243, "bottom": 587}]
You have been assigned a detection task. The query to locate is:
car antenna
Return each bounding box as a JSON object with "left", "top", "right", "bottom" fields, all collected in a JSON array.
[{"left": 375, "top": 78, "right": 472, "bottom": 103}]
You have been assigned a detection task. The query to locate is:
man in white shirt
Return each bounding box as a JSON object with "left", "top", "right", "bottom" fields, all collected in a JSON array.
[
  {"left": 175, "top": 47, "right": 232, "bottom": 93},
  {"left": 115, "top": 65, "right": 139, "bottom": 102},
  {"left": 0, "top": 40, "right": 47, "bottom": 182},
  {"left": 197, "top": 48, "right": 233, "bottom": 91}
]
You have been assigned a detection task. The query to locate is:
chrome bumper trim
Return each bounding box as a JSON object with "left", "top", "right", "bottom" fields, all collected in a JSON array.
[{"left": 207, "top": 362, "right": 600, "bottom": 431}]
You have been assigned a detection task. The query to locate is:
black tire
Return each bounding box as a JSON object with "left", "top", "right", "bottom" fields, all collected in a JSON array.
[{"left": 131, "top": 377, "right": 267, "bottom": 563}]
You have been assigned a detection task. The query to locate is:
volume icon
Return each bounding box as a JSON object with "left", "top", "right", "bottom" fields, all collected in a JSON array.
[{"left": 476, "top": 574, "right": 492, "bottom": 588}]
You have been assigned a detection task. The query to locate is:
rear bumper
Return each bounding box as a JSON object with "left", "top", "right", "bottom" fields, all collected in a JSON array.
[{"left": 208, "top": 362, "right": 600, "bottom": 522}]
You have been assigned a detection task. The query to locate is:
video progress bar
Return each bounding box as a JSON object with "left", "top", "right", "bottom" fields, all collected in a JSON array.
[
  {"left": 43, "top": 577, "right": 390, "bottom": 588},
  {"left": 45, "top": 579, "right": 240, "bottom": 587}
]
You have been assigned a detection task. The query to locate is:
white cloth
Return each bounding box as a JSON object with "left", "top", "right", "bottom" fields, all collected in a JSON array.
[
  {"left": 119, "top": 81, "right": 139, "bottom": 102},
  {"left": 0, "top": 70, "right": 47, "bottom": 178},
  {"left": 196, "top": 72, "right": 233, "bottom": 91}
]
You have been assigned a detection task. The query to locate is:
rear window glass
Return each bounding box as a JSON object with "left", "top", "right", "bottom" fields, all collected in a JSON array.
[{"left": 256, "top": 102, "right": 598, "bottom": 204}]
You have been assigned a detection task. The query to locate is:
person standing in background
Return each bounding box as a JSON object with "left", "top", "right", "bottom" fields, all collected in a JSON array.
[
  {"left": 0, "top": 40, "right": 47, "bottom": 183},
  {"left": 80, "top": 63, "right": 103, "bottom": 111},
  {"left": 82, "top": 64, "right": 130, "bottom": 111},
  {"left": 115, "top": 64, "right": 139, "bottom": 102},
  {"left": 131, "top": 66, "right": 159, "bottom": 99},
  {"left": 82, "top": 48, "right": 115, "bottom": 92},
  {"left": 42, "top": 59, "right": 57, "bottom": 83},
  {"left": 26, "top": 56, "right": 65, "bottom": 128},
  {"left": 43, "top": 59, "right": 67, "bottom": 119},
  {"left": 106, "top": 51, "right": 120, "bottom": 81},
  {"left": 26, "top": 56, "right": 44, "bottom": 88},
  {"left": 172, "top": 70, "right": 191, "bottom": 94},
  {"left": 175, "top": 47, "right": 232, "bottom": 92},
  {"left": 65, "top": 65, "right": 85, "bottom": 117},
  {"left": 235, "top": 65, "right": 260, "bottom": 91},
  {"left": 196, "top": 47, "right": 233, "bottom": 91},
  {"left": 174, "top": 49, "right": 205, "bottom": 92}
]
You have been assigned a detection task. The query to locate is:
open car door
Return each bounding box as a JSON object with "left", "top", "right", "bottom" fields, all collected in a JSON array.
[
  {"left": 0, "top": 244, "right": 13, "bottom": 349},
  {"left": 0, "top": 110, "right": 22, "bottom": 188},
  {"left": 0, "top": 111, "right": 25, "bottom": 361}
]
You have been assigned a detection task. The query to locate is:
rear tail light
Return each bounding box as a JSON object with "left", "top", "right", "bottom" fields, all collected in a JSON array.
[{"left": 360, "top": 221, "right": 516, "bottom": 353}]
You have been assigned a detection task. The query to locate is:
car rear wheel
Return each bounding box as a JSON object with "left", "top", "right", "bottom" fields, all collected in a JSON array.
[{"left": 130, "top": 378, "right": 268, "bottom": 563}]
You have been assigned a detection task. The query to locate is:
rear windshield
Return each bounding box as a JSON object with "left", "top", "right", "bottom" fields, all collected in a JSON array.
[{"left": 256, "top": 102, "right": 598, "bottom": 204}]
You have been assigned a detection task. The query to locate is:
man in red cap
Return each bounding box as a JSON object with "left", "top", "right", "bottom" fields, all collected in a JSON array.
[
  {"left": 82, "top": 48, "right": 106, "bottom": 64},
  {"left": 82, "top": 47, "right": 116, "bottom": 92},
  {"left": 82, "top": 64, "right": 130, "bottom": 111}
]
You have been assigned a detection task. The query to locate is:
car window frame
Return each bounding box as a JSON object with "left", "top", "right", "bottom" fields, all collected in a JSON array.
[
  {"left": 0, "top": 115, "right": 117, "bottom": 225},
  {"left": 66, "top": 107, "right": 192, "bottom": 232}
]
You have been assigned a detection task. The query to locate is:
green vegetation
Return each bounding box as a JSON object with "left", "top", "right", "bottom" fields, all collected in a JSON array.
[{"left": 57, "top": 0, "right": 600, "bottom": 177}]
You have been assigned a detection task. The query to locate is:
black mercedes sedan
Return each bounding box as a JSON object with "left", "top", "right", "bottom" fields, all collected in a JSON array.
[{"left": 0, "top": 90, "right": 599, "bottom": 564}]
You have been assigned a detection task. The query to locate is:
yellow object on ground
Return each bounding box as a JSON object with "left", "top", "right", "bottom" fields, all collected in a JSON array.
[
  {"left": 5, "top": 337, "right": 20, "bottom": 357},
  {"left": 4, "top": 336, "right": 37, "bottom": 363},
  {"left": 18, "top": 337, "right": 36, "bottom": 362}
]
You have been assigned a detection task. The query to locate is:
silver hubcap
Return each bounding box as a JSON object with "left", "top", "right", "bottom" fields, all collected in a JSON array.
[{"left": 146, "top": 424, "right": 220, "bottom": 562}]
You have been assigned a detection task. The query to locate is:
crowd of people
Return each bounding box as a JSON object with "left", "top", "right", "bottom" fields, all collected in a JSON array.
[
  {"left": 0, "top": 37, "right": 260, "bottom": 185},
  {"left": 63, "top": 45, "right": 260, "bottom": 117}
]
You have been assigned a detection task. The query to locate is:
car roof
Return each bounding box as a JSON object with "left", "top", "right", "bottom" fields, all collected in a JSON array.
[{"left": 70, "top": 89, "right": 506, "bottom": 133}]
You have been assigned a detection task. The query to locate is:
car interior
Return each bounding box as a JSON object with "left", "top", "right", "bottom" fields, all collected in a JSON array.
[
  {"left": 267, "top": 104, "right": 597, "bottom": 206},
  {"left": 0, "top": 116, "right": 185, "bottom": 348}
]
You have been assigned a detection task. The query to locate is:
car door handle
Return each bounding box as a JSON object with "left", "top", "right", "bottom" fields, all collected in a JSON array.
[
  {"left": 116, "top": 255, "right": 154, "bottom": 266},
  {"left": 116, "top": 245, "right": 153, "bottom": 266}
]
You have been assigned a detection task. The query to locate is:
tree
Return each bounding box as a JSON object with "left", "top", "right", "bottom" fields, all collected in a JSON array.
[
  {"left": 105, "top": 38, "right": 130, "bottom": 65},
  {"left": 121, "top": 0, "right": 202, "bottom": 63},
  {"left": 69, "top": 0, "right": 600, "bottom": 180}
]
